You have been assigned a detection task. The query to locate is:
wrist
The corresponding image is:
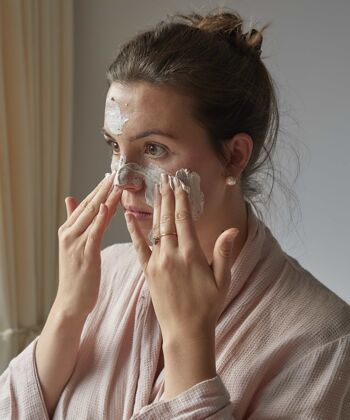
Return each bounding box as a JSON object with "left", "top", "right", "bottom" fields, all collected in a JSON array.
[
  {"left": 162, "top": 332, "right": 217, "bottom": 400},
  {"left": 48, "top": 301, "right": 88, "bottom": 336},
  {"left": 162, "top": 329, "right": 215, "bottom": 351},
  {"left": 52, "top": 296, "right": 89, "bottom": 321}
]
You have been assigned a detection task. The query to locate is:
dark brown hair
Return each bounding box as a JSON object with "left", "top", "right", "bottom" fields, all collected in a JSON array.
[{"left": 106, "top": 9, "right": 300, "bottom": 224}]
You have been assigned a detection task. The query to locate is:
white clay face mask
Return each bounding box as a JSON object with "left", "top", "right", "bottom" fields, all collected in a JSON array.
[
  {"left": 104, "top": 97, "right": 129, "bottom": 135},
  {"left": 108, "top": 155, "right": 205, "bottom": 221}
]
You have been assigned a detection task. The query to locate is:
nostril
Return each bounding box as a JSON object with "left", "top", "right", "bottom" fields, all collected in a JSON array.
[
  {"left": 117, "top": 180, "right": 144, "bottom": 192},
  {"left": 116, "top": 168, "right": 144, "bottom": 187}
]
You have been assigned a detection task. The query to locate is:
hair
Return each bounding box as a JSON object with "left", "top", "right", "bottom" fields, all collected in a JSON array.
[{"left": 106, "top": 8, "right": 301, "bottom": 226}]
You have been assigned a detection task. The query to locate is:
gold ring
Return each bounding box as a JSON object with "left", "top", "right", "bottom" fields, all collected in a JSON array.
[{"left": 159, "top": 232, "right": 177, "bottom": 237}]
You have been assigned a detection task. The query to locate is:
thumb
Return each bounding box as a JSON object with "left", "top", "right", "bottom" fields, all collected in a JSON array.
[{"left": 212, "top": 228, "right": 240, "bottom": 290}]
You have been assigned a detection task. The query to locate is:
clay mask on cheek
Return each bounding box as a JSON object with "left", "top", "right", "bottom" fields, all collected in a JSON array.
[
  {"left": 105, "top": 98, "right": 129, "bottom": 135},
  {"left": 110, "top": 158, "right": 205, "bottom": 221}
]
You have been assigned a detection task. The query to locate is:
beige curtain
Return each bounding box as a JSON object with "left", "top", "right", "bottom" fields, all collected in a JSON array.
[{"left": 0, "top": 0, "right": 73, "bottom": 373}]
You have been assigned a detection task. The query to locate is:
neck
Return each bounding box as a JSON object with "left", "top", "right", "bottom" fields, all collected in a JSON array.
[{"left": 197, "top": 197, "right": 248, "bottom": 267}]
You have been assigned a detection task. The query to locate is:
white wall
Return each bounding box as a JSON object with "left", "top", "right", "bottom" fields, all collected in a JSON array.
[{"left": 72, "top": 0, "right": 350, "bottom": 303}]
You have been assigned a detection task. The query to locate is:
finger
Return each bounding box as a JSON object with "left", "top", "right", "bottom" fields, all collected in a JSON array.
[
  {"left": 84, "top": 203, "right": 108, "bottom": 257},
  {"left": 173, "top": 176, "right": 200, "bottom": 250},
  {"left": 65, "top": 197, "right": 78, "bottom": 219},
  {"left": 65, "top": 174, "right": 111, "bottom": 227},
  {"left": 69, "top": 172, "right": 116, "bottom": 236},
  {"left": 125, "top": 213, "right": 152, "bottom": 271},
  {"left": 104, "top": 185, "right": 123, "bottom": 225},
  {"left": 159, "top": 173, "right": 177, "bottom": 248},
  {"left": 211, "top": 229, "right": 239, "bottom": 290},
  {"left": 151, "top": 182, "right": 161, "bottom": 243}
]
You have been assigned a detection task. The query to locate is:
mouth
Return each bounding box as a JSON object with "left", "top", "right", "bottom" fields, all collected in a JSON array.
[{"left": 122, "top": 204, "right": 153, "bottom": 220}]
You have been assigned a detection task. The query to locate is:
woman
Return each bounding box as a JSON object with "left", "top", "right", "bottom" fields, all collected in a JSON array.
[{"left": 1, "top": 10, "right": 350, "bottom": 420}]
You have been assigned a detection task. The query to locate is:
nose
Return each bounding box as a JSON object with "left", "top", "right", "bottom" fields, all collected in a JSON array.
[{"left": 114, "top": 167, "right": 145, "bottom": 192}]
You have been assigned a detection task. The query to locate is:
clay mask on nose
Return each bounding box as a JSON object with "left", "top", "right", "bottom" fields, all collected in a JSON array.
[{"left": 110, "top": 155, "right": 204, "bottom": 221}]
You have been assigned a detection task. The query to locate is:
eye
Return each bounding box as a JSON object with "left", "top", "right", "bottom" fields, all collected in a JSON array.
[
  {"left": 111, "top": 142, "right": 120, "bottom": 154},
  {"left": 104, "top": 138, "right": 120, "bottom": 155},
  {"left": 145, "top": 143, "right": 167, "bottom": 157}
]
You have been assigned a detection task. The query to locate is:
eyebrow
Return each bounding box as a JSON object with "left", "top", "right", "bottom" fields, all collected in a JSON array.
[{"left": 101, "top": 127, "right": 177, "bottom": 142}]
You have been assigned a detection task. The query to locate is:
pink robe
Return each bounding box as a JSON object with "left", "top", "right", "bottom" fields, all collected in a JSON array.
[{"left": 1, "top": 202, "right": 350, "bottom": 419}]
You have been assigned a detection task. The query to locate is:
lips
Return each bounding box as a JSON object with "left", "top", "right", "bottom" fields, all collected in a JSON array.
[
  {"left": 125, "top": 207, "right": 152, "bottom": 214},
  {"left": 122, "top": 204, "right": 152, "bottom": 215}
]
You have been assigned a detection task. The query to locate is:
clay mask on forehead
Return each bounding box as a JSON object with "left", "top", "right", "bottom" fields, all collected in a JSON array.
[
  {"left": 110, "top": 155, "right": 204, "bottom": 221},
  {"left": 105, "top": 97, "right": 129, "bottom": 135}
]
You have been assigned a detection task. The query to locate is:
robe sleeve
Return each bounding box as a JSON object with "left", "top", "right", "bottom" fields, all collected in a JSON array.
[
  {"left": 0, "top": 246, "right": 114, "bottom": 420},
  {"left": 0, "top": 336, "right": 50, "bottom": 420},
  {"left": 131, "top": 335, "right": 350, "bottom": 419},
  {"left": 247, "top": 334, "right": 350, "bottom": 419},
  {"left": 131, "top": 374, "right": 235, "bottom": 419}
]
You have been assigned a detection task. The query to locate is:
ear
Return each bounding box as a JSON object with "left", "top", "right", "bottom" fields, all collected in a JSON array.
[{"left": 224, "top": 133, "right": 253, "bottom": 176}]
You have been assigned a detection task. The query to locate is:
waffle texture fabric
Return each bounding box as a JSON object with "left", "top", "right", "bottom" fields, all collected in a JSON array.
[{"left": 1, "top": 202, "right": 350, "bottom": 419}]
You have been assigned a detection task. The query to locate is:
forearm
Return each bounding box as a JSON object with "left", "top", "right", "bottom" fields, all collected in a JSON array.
[
  {"left": 162, "top": 332, "right": 217, "bottom": 401},
  {"left": 35, "top": 301, "right": 87, "bottom": 418}
]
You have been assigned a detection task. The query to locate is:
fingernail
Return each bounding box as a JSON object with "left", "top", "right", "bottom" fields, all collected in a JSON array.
[
  {"left": 168, "top": 175, "right": 175, "bottom": 191},
  {"left": 154, "top": 183, "right": 159, "bottom": 197},
  {"left": 161, "top": 173, "right": 167, "bottom": 184},
  {"left": 173, "top": 177, "right": 180, "bottom": 190},
  {"left": 228, "top": 229, "right": 239, "bottom": 241},
  {"left": 179, "top": 180, "right": 189, "bottom": 194}
]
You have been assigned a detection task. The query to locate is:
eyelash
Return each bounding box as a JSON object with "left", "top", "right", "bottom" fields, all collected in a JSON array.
[{"left": 105, "top": 138, "right": 168, "bottom": 158}]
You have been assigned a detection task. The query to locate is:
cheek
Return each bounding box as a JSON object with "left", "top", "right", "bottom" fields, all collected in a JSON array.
[{"left": 197, "top": 165, "right": 225, "bottom": 208}]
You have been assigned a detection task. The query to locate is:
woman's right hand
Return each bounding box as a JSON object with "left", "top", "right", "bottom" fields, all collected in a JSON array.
[{"left": 54, "top": 171, "right": 122, "bottom": 319}]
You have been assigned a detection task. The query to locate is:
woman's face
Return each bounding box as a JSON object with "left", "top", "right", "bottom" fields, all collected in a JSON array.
[{"left": 103, "top": 82, "right": 229, "bottom": 241}]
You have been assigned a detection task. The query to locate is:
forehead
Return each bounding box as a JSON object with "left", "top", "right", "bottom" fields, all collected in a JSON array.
[{"left": 105, "top": 82, "right": 198, "bottom": 131}]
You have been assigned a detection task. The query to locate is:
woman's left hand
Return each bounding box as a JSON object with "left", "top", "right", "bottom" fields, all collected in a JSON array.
[{"left": 124, "top": 173, "right": 239, "bottom": 344}]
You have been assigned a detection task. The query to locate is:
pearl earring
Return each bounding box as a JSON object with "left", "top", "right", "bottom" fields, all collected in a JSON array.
[{"left": 226, "top": 176, "right": 237, "bottom": 186}]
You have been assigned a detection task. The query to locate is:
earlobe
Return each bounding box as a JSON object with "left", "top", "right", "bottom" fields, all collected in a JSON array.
[
  {"left": 225, "top": 176, "right": 238, "bottom": 186},
  {"left": 225, "top": 132, "right": 253, "bottom": 176}
]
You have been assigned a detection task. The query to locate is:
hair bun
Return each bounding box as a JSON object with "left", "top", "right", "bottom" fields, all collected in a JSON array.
[
  {"left": 243, "top": 28, "right": 263, "bottom": 57},
  {"left": 173, "top": 11, "right": 267, "bottom": 58}
]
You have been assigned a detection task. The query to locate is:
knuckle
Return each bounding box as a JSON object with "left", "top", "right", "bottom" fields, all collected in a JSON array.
[
  {"left": 88, "top": 231, "right": 99, "bottom": 242},
  {"left": 82, "top": 199, "right": 90, "bottom": 209},
  {"left": 134, "top": 241, "right": 143, "bottom": 254},
  {"left": 175, "top": 210, "right": 191, "bottom": 222},
  {"left": 218, "top": 247, "right": 231, "bottom": 259},
  {"left": 58, "top": 225, "right": 65, "bottom": 237},
  {"left": 59, "top": 230, "right": 73, "bottom": 245},
  {"left": 160, "top": 214, "right": 172, "bottom": 225},
  {"left": 183, "top": 247, "right": 195, "bottom": 263},
  {"left": 160, "top": 253, "right": 172, "bottom": 267},
  {"left": 86, "top": 201, "right": 97, "bottom": 213}
]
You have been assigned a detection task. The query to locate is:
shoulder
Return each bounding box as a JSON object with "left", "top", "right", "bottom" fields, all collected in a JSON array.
[{"left": 271, "top": 253, "right": 350, "bottom": 349}]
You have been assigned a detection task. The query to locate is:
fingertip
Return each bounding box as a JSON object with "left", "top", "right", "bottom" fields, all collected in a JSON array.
[
  {"left": 228, "top": 228, "right": 240, "bottom": 237},
  {"left": 125, "top": 212, "right": 133, "bottom": 224}
]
